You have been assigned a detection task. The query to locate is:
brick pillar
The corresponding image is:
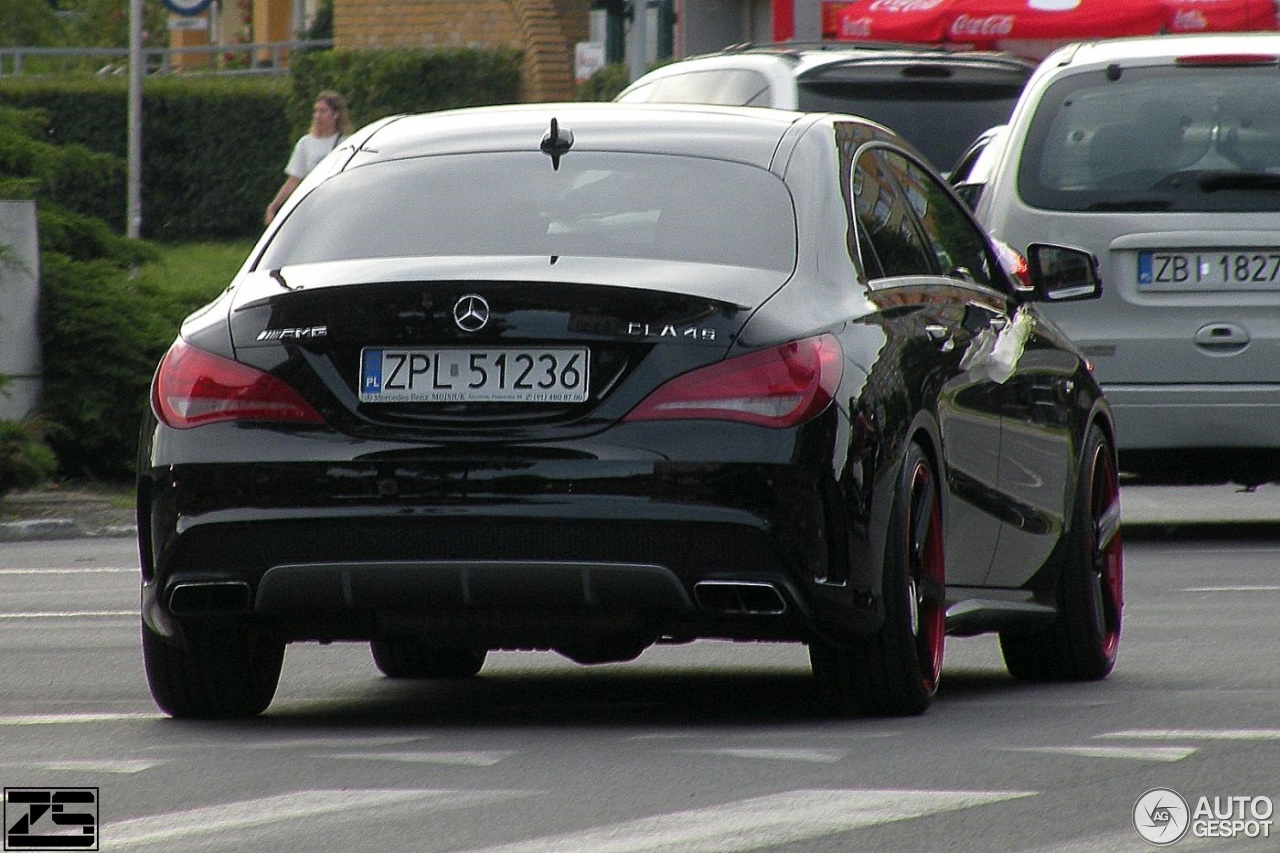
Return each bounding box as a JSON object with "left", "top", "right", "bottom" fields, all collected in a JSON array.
[
  {"left": 254, "top": 0, "right": 295, "bottom": 66},
  {"left": 169, "top": 23, "right": 212, "bottom": 71},
  {"left": 516, "top": 0, "right": 575, "bottom": 102}
]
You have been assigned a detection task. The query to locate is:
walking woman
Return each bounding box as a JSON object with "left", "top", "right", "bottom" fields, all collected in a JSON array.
[{"left": 264, "top": 90, "right": 353, "bottom": 225}]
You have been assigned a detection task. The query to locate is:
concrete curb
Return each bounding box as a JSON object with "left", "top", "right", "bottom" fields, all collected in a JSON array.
[{"left": 0, "top": 520, "right": 137, "bottom": 542}]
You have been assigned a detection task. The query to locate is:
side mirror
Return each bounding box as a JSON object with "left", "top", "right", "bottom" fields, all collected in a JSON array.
[{"left": 1025, "top": 244, "right": 1102, "bottom": 302}]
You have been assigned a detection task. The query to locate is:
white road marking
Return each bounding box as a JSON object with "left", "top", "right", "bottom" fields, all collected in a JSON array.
[
  {"left": 1007, "top": 745, "right": 1196, "bottom": 762},
  {"left": 677, "top": 747, "right": 846, "bottom": 763},
  {"left": 1101, "top": 728, "right": 1280, "bottom": 740},
  {"left": 106, "top": 789, "right": 535, "bottom": 847},
  {"left": 0, "top": 712, "right": 157, "bottom": 726},
  {"left": 465, "top": 788, "right": 1037, "bottom": 853},
  {"left": 0, "top": 611, "right": 134, "bottom": 619},
  {"left": 1184, "top": 585, "right": 1280, "bottom": 592},
  {"left": 0, "top": 567, "right": 135, "bottom": 574},
  {"left": 321, "top": 750, "right": 515, "bottom": 766},
  {"left": 0, "top": 759, "right": 160, "bottom": 774},
  {"left": 226, "top": 735, "right": 425, "bottom": 751}
]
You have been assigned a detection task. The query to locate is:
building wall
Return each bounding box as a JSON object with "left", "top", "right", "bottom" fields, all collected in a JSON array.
[
  {"left": 335, "top": 0, "right": 591, "bottom": 102},
  {"left": 679, "top": 0, "right": 776, "bottom": 58}
]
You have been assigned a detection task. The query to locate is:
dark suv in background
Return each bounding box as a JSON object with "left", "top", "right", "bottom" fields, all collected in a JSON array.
[{"left": 614, "top": 42, "right": 1037, "bottom": 169}]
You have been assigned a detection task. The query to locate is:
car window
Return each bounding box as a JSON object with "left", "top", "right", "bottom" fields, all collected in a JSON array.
[
  {"left": 615, "top": 69, "right": 774, "bottom": 107},
  {"left": 258, "top": 152, "right": 797, "bottom": 272},
  {"left": 852, "top": 149, "right": 936, "bottom": 278},
  {"left": 799, "top": 78, "right": 1024, "bottom": 168},
  {"left": 1017, "top": 64, "right": 1280, "bottom": 212},
  {"left": 947, "top": 125, "right": 1006, "bottom": 208},
  {"left": 885, "top": 151, "right": 997, "bottom": 288}
]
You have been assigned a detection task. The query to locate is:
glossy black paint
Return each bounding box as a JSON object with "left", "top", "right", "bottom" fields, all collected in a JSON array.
[{"left": 138, "top": 103, "right": 1112, "bottom": 679}]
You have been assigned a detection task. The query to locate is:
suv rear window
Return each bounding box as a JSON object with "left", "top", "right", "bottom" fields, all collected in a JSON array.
[
  {"left": 616, "top": 69, "right": 773, "bottom": 107},
  {"left": 798, "top": 70, "right": 1026, "bottom": 167},
  {"left": 1017, "top": 64, "right": 1280, "bottom": 213},
  {"left": 259, "top": 152, "right": 798, "bottom": 272}
]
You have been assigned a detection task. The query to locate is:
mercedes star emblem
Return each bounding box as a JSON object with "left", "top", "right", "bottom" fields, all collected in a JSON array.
[{"left": 453, "top": 294, "right": 490, "bottom": 332}]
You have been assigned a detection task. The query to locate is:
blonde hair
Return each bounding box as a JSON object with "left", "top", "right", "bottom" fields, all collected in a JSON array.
[{"left": 313, "top": 90, "right": 354, "bottom": 136}]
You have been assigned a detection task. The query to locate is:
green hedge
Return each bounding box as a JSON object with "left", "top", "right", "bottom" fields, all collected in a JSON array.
[
  {"left": 0, "top": 48, "right": 526, "bottom": 478},
  {"left": 0, "top": 47, "right": 524, "bottom": 241},
  {"left": 0, "top": 76, "right": 291, "bottom": 240},
  {"left": 290, "top": 47, "right": 523, "bottom": 126}
]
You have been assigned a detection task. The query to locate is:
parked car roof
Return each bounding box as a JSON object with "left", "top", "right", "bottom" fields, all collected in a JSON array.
[{"left": 615, "top": 42, "right": 1038, "bottom": 168}]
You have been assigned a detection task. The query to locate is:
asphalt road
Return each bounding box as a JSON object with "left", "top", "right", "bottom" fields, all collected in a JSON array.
[{"left": 2, "top": 521, "right": 1280, "bottom": 851}]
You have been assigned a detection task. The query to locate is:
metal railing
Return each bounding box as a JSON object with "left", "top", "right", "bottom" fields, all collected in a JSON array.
[{"left": 0, "top": 39, "right": 333, "bottom": 78}]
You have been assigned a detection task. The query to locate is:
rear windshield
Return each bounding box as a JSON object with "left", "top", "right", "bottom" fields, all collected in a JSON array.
[
  {"left": 1017, "top": 64, "right": 1280, "bottom": 213},
  {"left": 617, "top": 69, "right": 773, "bottom": 107},
  {"left": 257, "top": 152, "right": 797, "bottom": 272},
  {"left": 798, "top": 80, "right": 1023, "bottom": 168}
]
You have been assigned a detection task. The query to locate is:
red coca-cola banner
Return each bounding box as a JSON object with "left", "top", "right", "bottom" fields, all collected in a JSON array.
[{"left": 819, "top": 0, "right": 1277, "bottom": 48}]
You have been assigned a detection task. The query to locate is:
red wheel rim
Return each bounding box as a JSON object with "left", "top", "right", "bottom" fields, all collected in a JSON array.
[
  {"left": 909, "top": 460, "right": 945, "bottom": 693},
  {"left": 1091, "top": 444, "right": 1123, "bottom": 661}
]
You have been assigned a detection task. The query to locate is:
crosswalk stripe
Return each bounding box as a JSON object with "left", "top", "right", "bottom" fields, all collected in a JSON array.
[
  {"left": 677, "top": 747, "right": 845, "bottom": 763},
  {"left": 1, "top": 759, "right": 160, "bottom": 774},
  {"left": 0, "top": 610, "right": 134, "bottom": 619},
  {"left": 106, "top": 789, "right": 534, "bottom": 847},
  {"left": 1007, "top": 745, "right": 1197, "bottom": 761},
  {"left": 321, "top": 750, "right": 515, "bottom": 766},
  {"left": 0, "top": 712, "right": 156, "bottom": 726},
  {"left": 1101, "top": 728, "right": 1280, "bottom": 740},
  {"left": 464, "top": 788, "right": 1037, "bottom": 853},
  {"left": 0, "top": 567, "right": 135, "bottom": 574}
]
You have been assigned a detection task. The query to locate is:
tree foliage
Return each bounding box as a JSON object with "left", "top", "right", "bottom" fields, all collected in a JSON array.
[
  {"left": 0, "top": 0, "right": 63, "bottom": 47},
  {"left": 0, "top": 102, "right": 157, "bottom": 479}
]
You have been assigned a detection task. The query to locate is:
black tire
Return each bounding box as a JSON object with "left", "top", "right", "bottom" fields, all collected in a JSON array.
[
  {"left": 370, "top": 639, "right": 487, "bottom": 679},
  {"left": 142, "top": 620, "right": 284, "bottom": 718},
  {"left": 1000, "top": 424, "right": 1123, "bottom": 681},
  {"left": 811, "top": 440, "right": 946, "bottom": 717}
]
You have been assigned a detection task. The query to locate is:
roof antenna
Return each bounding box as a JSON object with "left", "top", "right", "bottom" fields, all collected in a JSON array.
[{"left": 540, "top": 117, "right": 574, "bottom": 170}]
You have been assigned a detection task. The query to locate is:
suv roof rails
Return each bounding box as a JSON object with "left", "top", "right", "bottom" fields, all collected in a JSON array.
[{"left": 706, "top": 40, "right": 1036, "bottom": 65}]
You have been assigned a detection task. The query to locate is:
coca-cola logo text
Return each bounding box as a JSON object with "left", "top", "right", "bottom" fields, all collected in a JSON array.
[{"left": 951, "top": 14, "right": 1016, "bottom": 37}]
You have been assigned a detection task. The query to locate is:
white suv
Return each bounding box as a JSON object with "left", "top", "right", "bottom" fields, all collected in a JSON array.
[
  {"left": 966, "top": 34, "right": 1280, "bottom": 482},
  {"left": 615, "top": 43, "right": 1035, "bottom": 169}
]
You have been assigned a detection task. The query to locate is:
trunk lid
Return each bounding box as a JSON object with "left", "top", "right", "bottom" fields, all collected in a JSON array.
[{"left": 228, "top": 256, "right": 783, "bottom": 438}]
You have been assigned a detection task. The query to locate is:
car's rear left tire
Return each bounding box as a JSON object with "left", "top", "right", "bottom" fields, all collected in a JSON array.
[
  {"left": 1000, "top": 423, "right": 1123, "bottom": 681},
  {"left": 142, "top": 620, "right": 284, "bottom": 718},
  {"left": 370, "top": 639, "right": 487, "bottom": 679},
  {"left": 811, "top": 440, "right": 945, "bottom": 717}
]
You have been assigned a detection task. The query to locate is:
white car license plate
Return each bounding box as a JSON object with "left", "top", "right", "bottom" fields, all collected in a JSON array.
[
  {"left": 1138, "top": 250, "right": 1280, "bottom": 290},
  {"left": 360, "top": 347, "right": 590, "bottom": 403}
]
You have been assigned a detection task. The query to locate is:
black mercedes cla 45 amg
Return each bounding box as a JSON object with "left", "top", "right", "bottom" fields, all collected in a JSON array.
[{"left": 138, "top": 102, "right": 1123, "bottom": 718}]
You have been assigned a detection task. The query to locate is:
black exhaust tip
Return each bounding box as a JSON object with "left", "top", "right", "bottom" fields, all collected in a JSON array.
[
  {"left": 693, "top": 581, "right": 787, "bottom": 615},
  {"left": 167, "top": 581, "right": 251, "bottom": 615}
]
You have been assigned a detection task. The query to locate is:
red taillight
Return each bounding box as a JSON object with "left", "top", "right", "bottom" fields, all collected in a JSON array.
[
  {"left": 623, "top": 335, "right": 843, "bottom": 428},
  {"left": 1175, "top": 54, "right": 1279, "bottom": 67},
  {"left": 152, "top": 339, "right": 324, "bottom": 429}
]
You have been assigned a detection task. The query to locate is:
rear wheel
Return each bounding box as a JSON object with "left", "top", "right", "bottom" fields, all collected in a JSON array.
[
  {"left": 811, "top": 440, "right": 945, "bottom": 716},
  {"left": 142, "top": 620, "right": 284, "bottom": 718},
  {"left": 370, "top": 639, "right": 487, "bottom": 679},
  {"left": 1000, "top": 424, "right": 1123, "bottom": 681}
]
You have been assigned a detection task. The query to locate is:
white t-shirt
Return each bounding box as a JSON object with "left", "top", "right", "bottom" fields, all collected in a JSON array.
[{"left": 284, "top": 133, "right": 343, "bottom": 179}]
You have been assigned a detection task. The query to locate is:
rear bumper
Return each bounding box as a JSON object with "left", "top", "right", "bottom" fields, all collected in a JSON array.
[
  {"left": 139, "top": 457, "right": 882, "bottom": 648},
  {"left": 1104, "top": 384, "right": 1280, "bottom": 450}
]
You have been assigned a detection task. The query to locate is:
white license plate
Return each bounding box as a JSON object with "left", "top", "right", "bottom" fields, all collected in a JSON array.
[
  {"left": 360, "top": 347, "right": 590, "bottom": 403},
  {"left": 1138, "top": 250, "right": 1280, "bottom": 289}
]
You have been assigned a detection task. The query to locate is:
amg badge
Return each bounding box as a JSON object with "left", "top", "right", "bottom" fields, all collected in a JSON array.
[{"left": 257, "top": 325, "right": 328, "bottom": 341}]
